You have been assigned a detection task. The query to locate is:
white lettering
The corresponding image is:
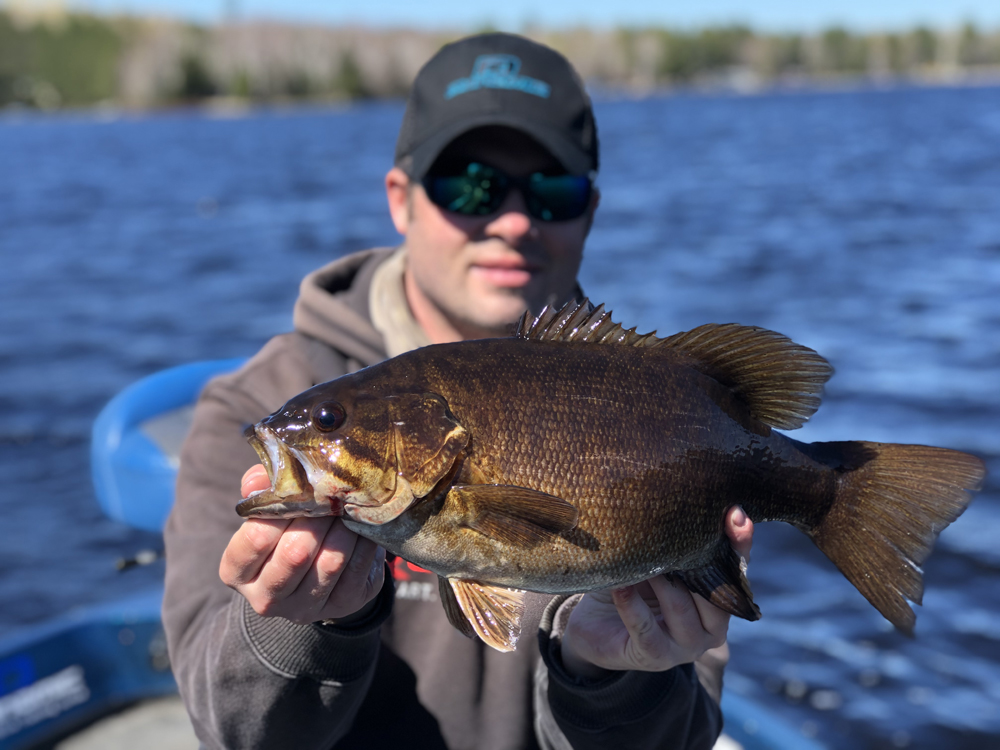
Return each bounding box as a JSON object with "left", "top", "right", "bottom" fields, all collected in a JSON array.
[
  {"left": 0, "top": 666, "right": 90, "bottom": 739},
  {"left": 395, "top": 581, "right": 436, "bottom": 602}
]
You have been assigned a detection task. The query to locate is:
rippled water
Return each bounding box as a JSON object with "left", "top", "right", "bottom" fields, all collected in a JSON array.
[{"left": 1, "top": 86, "right": 998, "bottom": 749}]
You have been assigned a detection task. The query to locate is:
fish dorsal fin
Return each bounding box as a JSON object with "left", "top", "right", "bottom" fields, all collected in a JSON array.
[
  {"left": 445, "top": 578, "right": 526, "bottom": 652},
  {"left": 516, "top": 300, "right": 832, "bottom": 431},
  {"left": 516, "top": 299, "right": 664, "bottom": 348},
  {"left": 660, "top": 323, "right": 833, "bottom": 430}
]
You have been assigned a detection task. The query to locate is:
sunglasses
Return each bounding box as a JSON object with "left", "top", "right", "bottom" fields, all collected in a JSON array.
[{"left": 422, "top": 162, "right": 593, "bottom": 222}]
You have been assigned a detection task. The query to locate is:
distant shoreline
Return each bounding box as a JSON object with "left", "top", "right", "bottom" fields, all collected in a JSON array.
[
  {"left": 2, "top": 10, "right": 999, "bottom": 112},
  {"left": 4, "top": 74, "right": 1000, "bottom": 123}
]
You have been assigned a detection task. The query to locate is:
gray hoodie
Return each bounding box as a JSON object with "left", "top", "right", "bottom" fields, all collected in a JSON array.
[{"left": 163, "top": 248, "right": 724, "bottom": 749}]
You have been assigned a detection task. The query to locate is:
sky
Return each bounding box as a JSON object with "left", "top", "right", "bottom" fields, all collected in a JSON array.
[{"left": 17, "top": 0, "right": 1000, "bottom": 31}]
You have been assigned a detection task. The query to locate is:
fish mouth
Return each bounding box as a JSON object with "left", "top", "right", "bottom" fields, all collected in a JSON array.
[{"left": 236, "top": 425, "right": 344, "bottom": 519}]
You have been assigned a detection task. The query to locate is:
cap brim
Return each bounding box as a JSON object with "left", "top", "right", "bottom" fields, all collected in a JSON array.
[{"left": 403, "top": 113, "right": 594, "bottom": 179}]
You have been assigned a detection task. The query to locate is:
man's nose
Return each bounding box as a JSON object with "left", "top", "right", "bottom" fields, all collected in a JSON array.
[{"left": 484, "top": 189, "right": 536, "bottom": 243}]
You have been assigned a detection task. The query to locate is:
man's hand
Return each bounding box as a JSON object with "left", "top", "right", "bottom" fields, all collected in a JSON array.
[
  {"left": 560, "top": 506, "right": 753, "bottom": 681},
  {"left": 219, "top": 465, "right": 386, "bottom": 625}
]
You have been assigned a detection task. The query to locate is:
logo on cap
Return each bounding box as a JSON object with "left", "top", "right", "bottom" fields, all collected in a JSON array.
[{"left": 445, "top": 55, "right": 551, "bottom": 100}]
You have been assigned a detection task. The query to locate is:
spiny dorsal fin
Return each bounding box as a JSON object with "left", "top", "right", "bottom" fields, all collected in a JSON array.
[
  {"left": 660, "top": 324, "right": 833, "bottom": 430},
  {"left": 516, "top": 300, "right": 833, "bottom": 431},
  {"left": 516, "top": 298, "right": 663, "bottom": 348}
]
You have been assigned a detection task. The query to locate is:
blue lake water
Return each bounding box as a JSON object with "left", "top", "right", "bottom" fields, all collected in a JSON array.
[{"left": 1, "top": 86, "right": 998, "bottom": 749}]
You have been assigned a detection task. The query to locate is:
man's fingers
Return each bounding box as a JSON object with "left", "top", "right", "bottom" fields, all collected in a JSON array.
[
  {"left": 251, "top": 517, "right": 339, "bottom": 605},
  {"left": 221, "top": 518, "right": 290, "bottom": 586},
  {"left": 325, "top": 534, "right": 380, "bottom": 603},
  {"left": 724, "top": 505, "right": 753, "bottom": 561},
  {"left": 241, "top": 464, "right": 271, "bottom": 498},
  {"left": 319, "top": 537, "right": 385, "bottom": 619},
  {"left": 611, "top": 585, "right": 667, "bottom": 667},
  {"left": 290, "top": 520, "right": 367, "bottom": 615},
  {"left": 369, "top": 546, "right": 387, "bottom": 589},
  {"left": 686, "top": 590, "right": 731, "bottom": 648},
  {"left": 648, "top": 575, "right": 706, "bottom": 651}
]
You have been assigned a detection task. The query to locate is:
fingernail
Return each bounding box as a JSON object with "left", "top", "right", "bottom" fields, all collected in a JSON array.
[
  {"left": 732, "top": 506, "right": 747, "bottom": 528},
  {"left": 612, "top": 586, "right": 633, "bottom": 601}
]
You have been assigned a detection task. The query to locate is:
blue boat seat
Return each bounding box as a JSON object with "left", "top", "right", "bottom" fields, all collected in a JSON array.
[{"left": 90, "top": 359, "right": 246, "bottom": 533}]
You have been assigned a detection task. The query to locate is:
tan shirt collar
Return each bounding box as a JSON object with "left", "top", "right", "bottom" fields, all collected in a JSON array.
[{"left": 368, "top": 246, "right": 432, "bottom": 358}]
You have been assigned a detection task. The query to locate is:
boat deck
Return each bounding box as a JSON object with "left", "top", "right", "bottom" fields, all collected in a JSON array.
[
  {"left": 51, "top": 695, "right": 745, "bottom": 750},
  {"left": 54, "top": 696, "right": 196, "bottom": 750}
]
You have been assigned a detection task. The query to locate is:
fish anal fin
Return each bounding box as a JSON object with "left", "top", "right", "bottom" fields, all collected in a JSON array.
[
  {"left": 438, "top": 576, "right": 475, "bottom": 639},
  {"left": 671, "top": 539, "right": 760, "bottom": 621},
  {"left": 449, "top": 484, "right": 579, "bottom": 547},
  {"left": 448, "top": 579, "right": 526, "bottom": 652},
  {"left": 661, "top": 323, "right": 834, "bottom": 430}
]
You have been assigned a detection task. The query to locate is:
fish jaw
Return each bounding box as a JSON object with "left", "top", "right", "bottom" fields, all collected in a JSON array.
[
  {"left": 236, "top": 488, "right": 344, "bottom": 519},
  {"left": 237, "top": 425, "right": 356, "bottom": 519}
]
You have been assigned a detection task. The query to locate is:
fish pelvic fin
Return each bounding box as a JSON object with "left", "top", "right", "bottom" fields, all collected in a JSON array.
[
  {"left": 448, "top": 484, "right": 579, "bottom": 546},
  {"left": 670, "top": 538, "right": 760, "bottom": 621},
  {"left": 516, "top": 300, "right": 832, "bottom": 431},
  {"left": 439, "top": 577, "right": 526, "bottom": 652},
  {"left": 659, "top": 323, "right": 833, "bottom": 430},
  {"left": 438, "top": 576, "right": 475, "bottom": 639},
  {"left": 805, "top": 441, "right": 985, "bottom": 636}
]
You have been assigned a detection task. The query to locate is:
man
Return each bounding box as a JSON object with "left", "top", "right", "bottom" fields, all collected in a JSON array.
[{"left": 164, "top": 32, "right": 753, "bottom": 749}]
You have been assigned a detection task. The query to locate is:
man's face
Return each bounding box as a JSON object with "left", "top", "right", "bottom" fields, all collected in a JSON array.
[{"left": 386, "top": 127, "right": 597, "bottom": 342}]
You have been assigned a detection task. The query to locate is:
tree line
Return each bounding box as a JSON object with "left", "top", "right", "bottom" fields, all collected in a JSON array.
[{"left": 2, "top": 9, "right": 999, "bottom": 110}]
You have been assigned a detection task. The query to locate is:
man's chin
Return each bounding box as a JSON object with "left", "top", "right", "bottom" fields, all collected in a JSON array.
[{"left": 455, "top": 290, "right": 534, "bottom": 337}]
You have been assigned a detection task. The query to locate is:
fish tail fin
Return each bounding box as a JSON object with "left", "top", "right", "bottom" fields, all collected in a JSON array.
[{"left": 804, "top": 441, "right": 984, "bottom": 635}]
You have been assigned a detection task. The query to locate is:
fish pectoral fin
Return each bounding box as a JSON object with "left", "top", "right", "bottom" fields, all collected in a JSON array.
[
  {"left": 438, "top": 576, "right": 475, "bottom": 639},
  {"left": 670, "top": 538, "right": 761, "bottom": 621},
  {"left": 449, "top": 484, "right": 579, "bottom": 546},
  {"left": 446, "top": 578, "right": 526, "bottom": 652}
]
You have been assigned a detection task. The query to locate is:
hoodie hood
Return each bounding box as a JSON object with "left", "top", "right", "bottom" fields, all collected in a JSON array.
[{"left": 292, "top": 248, "right": 394, "bottom": 368}]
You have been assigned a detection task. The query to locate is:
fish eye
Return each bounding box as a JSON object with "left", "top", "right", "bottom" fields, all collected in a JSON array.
[{"left": 311, "top": 401, "right": 346, "bottom": 432}]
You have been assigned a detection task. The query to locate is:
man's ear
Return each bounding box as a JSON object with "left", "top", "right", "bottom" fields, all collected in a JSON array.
[{"left": 386, "top": 166, "right": 411, "bottom": 235}]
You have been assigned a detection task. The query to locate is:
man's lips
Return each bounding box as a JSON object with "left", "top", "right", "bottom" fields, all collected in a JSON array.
[{"left": 470, "top": 258, "right": 542, "bottom": 288}]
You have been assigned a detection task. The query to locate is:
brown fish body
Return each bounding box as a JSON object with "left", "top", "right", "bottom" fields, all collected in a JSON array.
[
  {"left": 342, "top": 337, "right": 832, "bottom": 592},
  {"left": 239, "top": 301, "right": 985, "bottom": 650}
]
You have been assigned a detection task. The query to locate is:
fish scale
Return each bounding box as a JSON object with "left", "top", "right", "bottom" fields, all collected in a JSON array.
[{"left": 437, "top": 343, "right": 754, "bottom": 576}]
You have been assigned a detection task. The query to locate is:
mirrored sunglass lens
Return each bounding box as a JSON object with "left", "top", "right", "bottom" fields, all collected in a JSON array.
[
  {"left": 426, "top": 164, "right": 506, "bottom": 215},
  {"left": 527, "top": 174, "right": 591, "bottom": 221}
]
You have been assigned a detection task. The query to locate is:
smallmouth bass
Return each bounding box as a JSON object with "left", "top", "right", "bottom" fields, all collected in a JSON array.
[{"left": 237, "top": 301, "right": 985, "bottom": 651}]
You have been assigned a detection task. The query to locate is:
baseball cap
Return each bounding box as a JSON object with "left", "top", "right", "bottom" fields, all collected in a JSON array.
[{"left": 395, "top": 33, "right": 599, "bottom": 179}]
